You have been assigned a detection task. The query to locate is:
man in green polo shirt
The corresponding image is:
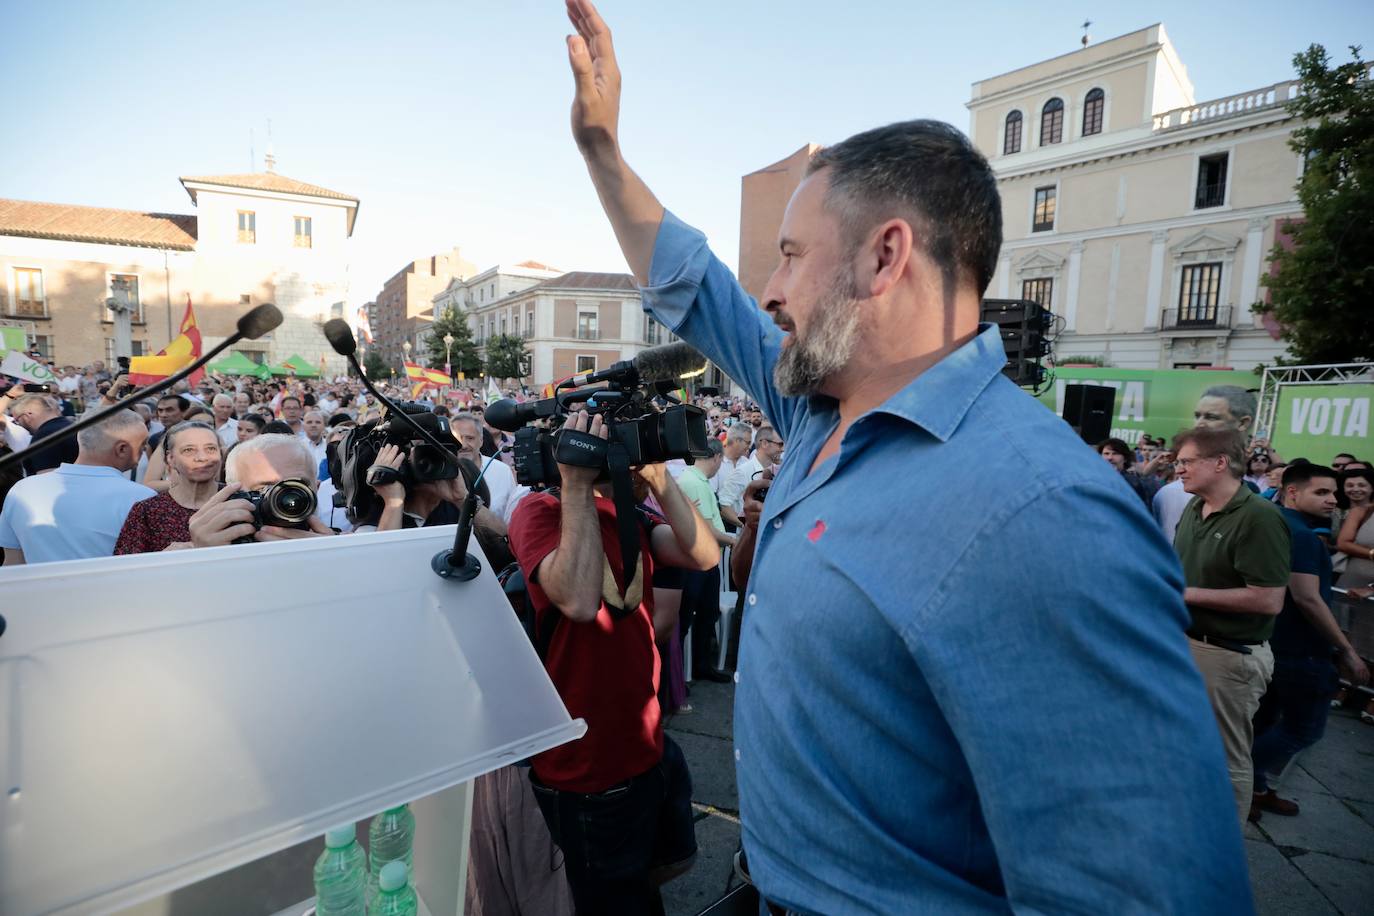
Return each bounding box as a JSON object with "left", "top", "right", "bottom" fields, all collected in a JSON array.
[
  {"left": 677, "top": 439, "right": 737, "bottom": 680},
  {"left": 1173, "top": 426, "right": 1291, "bottom": 824}
]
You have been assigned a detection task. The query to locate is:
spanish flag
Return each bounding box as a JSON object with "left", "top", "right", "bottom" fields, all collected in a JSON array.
[
  {"left": 404, "top": 360, "right": 450, "bottom": 396},
  {"left": 129, "top": 295, "right": 203, "bottom": 386}
]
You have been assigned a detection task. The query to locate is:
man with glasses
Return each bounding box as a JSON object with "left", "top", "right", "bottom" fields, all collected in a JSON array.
[
  {"left": 1153, "top": 385, "right": 1259, "bottom": 542},
  {"left": 1331, "top": 453, "right": 1357, "bottom": 473},
  {"left": 1173, "top": 426, "right": 1291, "bottom": 825},
  {"left": 720, "top": 426, "right": 783, "bottom": 522},
  {"left": 3, "top": 391, "right": 77, "bottom": 475}
]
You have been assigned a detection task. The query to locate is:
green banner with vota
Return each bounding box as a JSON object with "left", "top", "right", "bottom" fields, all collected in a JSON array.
[
  {"left": 1033, "top": 368, "right": 1258, "bottom": 446},
  {"left": 1270, "top": 384, "right": 1374, "bottom": 465}
]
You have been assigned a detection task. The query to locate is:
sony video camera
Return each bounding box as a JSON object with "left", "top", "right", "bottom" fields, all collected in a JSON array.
[
  {"left": 329, "top": 402, "right": 461, "bottom": 521},
  {"left": 486, "top": 343, "right": 713, "bottom": 489}
]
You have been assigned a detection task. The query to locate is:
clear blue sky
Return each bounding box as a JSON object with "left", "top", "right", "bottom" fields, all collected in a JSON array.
[{"left": 3, "top": 0, "right": 1369, "bottom": 305}]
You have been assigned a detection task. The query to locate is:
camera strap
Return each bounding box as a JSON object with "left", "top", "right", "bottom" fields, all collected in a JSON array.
[{"left": 604, "top": 438, "right": 644, "bottom": 620}]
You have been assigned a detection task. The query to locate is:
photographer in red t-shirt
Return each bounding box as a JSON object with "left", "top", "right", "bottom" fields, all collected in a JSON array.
[{"left": 508, "top": 410, "right": 721, "bottom": 915}]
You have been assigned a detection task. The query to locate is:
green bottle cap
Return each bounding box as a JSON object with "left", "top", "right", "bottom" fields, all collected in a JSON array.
[
  {"left": 379, "top": 859, "right": 408, "bottom": 892},
  {"left": 324, "top": 825, "right": 355, "bottom": 849}
]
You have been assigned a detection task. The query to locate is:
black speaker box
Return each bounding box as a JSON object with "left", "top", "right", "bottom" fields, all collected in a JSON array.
[{"left": 1062, "top": 384, "right": 1115, "bottom": 444}]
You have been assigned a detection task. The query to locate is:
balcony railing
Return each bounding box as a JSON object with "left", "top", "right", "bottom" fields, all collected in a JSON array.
[
  {"left": 1152, "top": 80, "right": 1302, "bottom": 131},
  {"left": 1161, "top": 304, "right": 1233, "bottom": 330},
  {"left": 575, "top": 329, "right": 600, "bottom": 340}
]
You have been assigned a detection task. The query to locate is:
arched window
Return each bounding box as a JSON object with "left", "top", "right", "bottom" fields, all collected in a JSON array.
[
  {"left": 1003, "top": 111, "right": 1023, "bottom": 154},
  {"left": 1040, "top": 98, "right": 1064, "bottom": 146},
  {"left": 1082, "top": 88, "right": 1105, "bottom": 136}
]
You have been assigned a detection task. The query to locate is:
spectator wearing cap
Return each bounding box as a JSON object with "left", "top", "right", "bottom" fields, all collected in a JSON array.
[{"left": 0, "top": 409, "right": 153, "bottom": 564}]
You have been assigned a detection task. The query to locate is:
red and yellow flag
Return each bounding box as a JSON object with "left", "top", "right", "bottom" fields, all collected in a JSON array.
[
  {"left": 129, "top": 294, "right": 203, "bottom": 386},
  {"left": 404, "top": 360, "right": 450, "bottom": 397}
]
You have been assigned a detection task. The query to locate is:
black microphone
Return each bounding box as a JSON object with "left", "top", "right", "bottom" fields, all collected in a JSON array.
[
  {"left": 485, "top": 394, "right": 570, "bottom": 432},
  {"left": 0, "top": 303, "right": 283, "bottom": 474},
  {"left": 565, "top": 341, "right": 707, "bottom": 389},
  {"left": 324, "top": 318, "right": 483, "bottom": 581},
  {"left": 322, "top": 319, "right": 461, "bottom": 466}
]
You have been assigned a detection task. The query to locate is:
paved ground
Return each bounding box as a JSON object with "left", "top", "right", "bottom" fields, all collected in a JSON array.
[{"left": 662, "top": 680, "right": 1374, "bottom": 916}]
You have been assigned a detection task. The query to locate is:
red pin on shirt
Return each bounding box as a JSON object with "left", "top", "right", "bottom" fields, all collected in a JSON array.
[{"left": 808, "top": 520, "right": 827, "bottom": 543}]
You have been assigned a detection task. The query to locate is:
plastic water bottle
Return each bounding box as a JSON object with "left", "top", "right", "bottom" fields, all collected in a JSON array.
[
  {"left": 369, "top": 860, "right": 418, "bottom": 916},
  {"left": 367, "top": 804, "right": 416, "bottom": 898},
  {"left": 313, "top": 824, "right": 366, "bottom": 916}
]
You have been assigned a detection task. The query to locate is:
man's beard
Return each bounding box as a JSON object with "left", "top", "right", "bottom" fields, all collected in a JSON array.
[{"left": 772, "top": 269, "right": 864, "bottom": 397}]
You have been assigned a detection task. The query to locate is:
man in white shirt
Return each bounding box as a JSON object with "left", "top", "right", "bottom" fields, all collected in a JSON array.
[
  {"left": 452, "top": 412, "right": 528, "bottom": 523},
  {"left": 211, "top": 394, "right": 238, "bottom": 449},
  {"left": 720, "top": 425, "right": 784, "bottom": 519},
  {"left": 0, "top": 409, "right": 153, "bottom": 564},
  {"left": 714, "top": 424, "right": 753, "bottom": 522},
  {"left": 299, "top": 409, "right": 329, "bottom": 469}
]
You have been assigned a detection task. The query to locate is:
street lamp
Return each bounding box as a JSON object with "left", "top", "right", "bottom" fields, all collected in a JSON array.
[
  {"left": 443, "top": 332, "right": 454, "bottom": 374},
  {"left": 402, "top": 339, "right": 412, "bottom": 362}
]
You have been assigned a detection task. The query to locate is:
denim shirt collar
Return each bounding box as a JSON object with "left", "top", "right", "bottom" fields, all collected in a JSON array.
[{"left": 817, "top": 323, "right": 1006, "bottom": 443}]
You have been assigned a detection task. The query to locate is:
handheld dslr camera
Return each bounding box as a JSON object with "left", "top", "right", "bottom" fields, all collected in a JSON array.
[
  {"left": 228, "top": 478, "right": 317, "bottom": 542},
  {"left": 489, "top": 380, "right": 711, "bottom": 489},
  {"left": 329, "top": 402, "right": 460, "bottom": 521}
]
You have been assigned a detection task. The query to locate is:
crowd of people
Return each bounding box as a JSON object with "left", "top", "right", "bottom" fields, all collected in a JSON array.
[{"left": 5, "top": 2, "right": 1373, "bottom": 911}]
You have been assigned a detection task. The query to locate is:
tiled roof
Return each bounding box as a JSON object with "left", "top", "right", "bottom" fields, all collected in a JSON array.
[
  {"left": 514, "top": 259, "right": 559, "bottom": 271},
  {"left": 0, "top": 198, "right": 198, "bottom": 250},
  {"left": 532, "top": 271, "right": 637, "bottom": 292},
  {"left": 179, "top": 171, "right": 358, "bottom": 203}
]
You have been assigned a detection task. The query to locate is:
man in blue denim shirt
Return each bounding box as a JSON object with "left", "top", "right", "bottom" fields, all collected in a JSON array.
[{"left": 560, "top": 3, "right": 1249, "bottom": 911}]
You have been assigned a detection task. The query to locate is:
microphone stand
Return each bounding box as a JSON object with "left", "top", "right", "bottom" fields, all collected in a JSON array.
[
  {"left": 333, "top": 346, "right": 484, "bottom": 582},
  {"left": 1, "top": 330, "right": 254, "bottom": 474},
  {"left": 431, "top": 486, "right": 483, "bottom": 581}
]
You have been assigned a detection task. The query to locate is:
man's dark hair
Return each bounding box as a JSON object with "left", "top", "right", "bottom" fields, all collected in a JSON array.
[
  {"left": 262, "top": 419, "right": 295, "bottom": 435},
  {"left": 158, "top": 394, "right": 190, "bottom": 412},
  {"left": 280, "top": 395, "right": 302, "bottom": 409},
  {"left": 806, "top": 119, "right": 1003, "bottom": 295},
  {"left": 1281, "top": 463, "right": 1337, "bottom": 492},
  {"left": 1333, "top": 452, "right": 1357, "bottom": 462},
  {"left": 327, "top": 411, "right": 355, "bottom": 427},
  {"left": 238, "top": 413, "right": 268, "bottom": 433},
  {"left": 1095, "top": 438, "right": 1134, "bottom": 469}
]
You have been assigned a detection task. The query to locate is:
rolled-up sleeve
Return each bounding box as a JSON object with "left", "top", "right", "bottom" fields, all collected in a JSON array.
[{"left": 639, "top": 211, "right": 799, "bottom": 438}]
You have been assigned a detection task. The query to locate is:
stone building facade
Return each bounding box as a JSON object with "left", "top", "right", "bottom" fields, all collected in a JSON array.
[
  {"left": 737, "top": 24, "right": 1304, "bottom": 372},
  {"left": 0, "top": 168, "right": 359, "bottom": 374}
]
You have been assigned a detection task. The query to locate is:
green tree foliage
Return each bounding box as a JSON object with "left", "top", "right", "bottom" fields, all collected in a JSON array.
[
  {"left": 425, "top": 306, "right": 483, "bottom": 376},
  {"left": 485, "top": 334, "right": 530, "bottom": 381},
  {"left": 1257, "top": 45, "right": 1373, "bottom": 363},
  {"left": 363, "top": 350, "right": 389, "bottom": 380}
]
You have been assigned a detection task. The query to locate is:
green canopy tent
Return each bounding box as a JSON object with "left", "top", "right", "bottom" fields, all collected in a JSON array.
[{"left": 207, "top": 351, "right": 271, "bottom": 379}]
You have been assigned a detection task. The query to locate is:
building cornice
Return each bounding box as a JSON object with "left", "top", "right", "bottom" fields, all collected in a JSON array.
[
  {"left": 969, "top": 41, "right": 1164, "bottom": 108},
  {"left": 1001, "top": 200, "right": 1301, "bottom": 250},
  {"left": 994, "top": 116, "right": 1300, "bottom": 182}
]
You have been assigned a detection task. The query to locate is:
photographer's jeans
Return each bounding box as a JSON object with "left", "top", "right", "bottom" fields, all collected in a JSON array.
[
  {"left": 1251, "top": 654, "right": 1340, "bottom": 794},
  {"left": 530, "top": 735, "right": 696, "bottom": 916}
]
